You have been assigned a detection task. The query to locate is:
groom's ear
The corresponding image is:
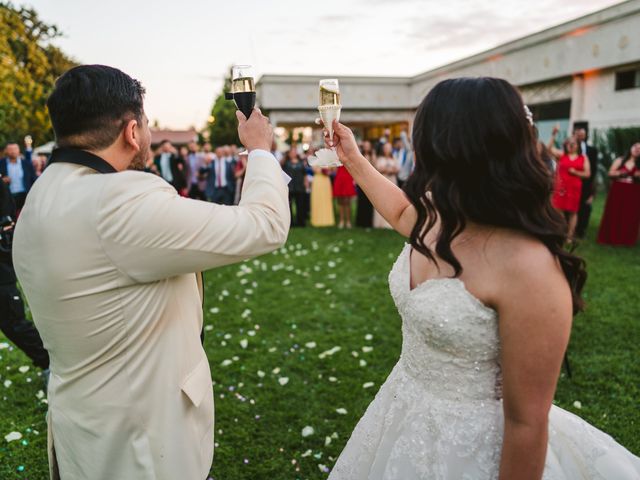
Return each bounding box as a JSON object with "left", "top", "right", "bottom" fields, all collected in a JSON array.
[{"left": 123, "top": 119, "right": 141, "bottom": 152}]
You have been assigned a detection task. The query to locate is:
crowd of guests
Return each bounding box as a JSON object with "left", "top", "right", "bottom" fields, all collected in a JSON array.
[
  {"left": 1, "top": 126, "right": 638, "bottom": 243},
  {"left": 544, "top": 126, "right": 640, "bottom": 246},
  {"left": 279, "top": 128, "right": 414, "bottom": 229}
]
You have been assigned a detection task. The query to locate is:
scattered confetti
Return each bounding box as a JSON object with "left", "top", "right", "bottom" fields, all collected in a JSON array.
[
  {"left": 4, "top": 432, "right": 22, "bottom": 442},
  {"left": 319, "top": 346, "right": 341, "bottom": 359}
]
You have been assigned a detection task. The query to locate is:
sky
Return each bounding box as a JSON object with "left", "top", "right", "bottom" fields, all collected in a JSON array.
[{"left": 25, "top": 0, "right": 623, "bottom": 130}]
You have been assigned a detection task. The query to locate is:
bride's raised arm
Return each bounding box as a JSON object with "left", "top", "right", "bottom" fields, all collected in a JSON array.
[{"left": 327, "top": 120, "right": 417, "bottom": 237}]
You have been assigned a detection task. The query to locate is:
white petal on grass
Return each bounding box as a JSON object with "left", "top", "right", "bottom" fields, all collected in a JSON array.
[
  {"left": 3, "top": 380, "right": 11, "bottom": 388},
  {"left": 257, "top": 370, "right": 265, "bottom": 378},
  {"left": 363, "top": 382, "right": 375, "bottom": 389},
  {"left": 328, "top": 376, "right": 337, "bottom": 382},
  {"left": 204, "top": 325, "right": 213, "bottom": 331},
  {"left": 209, "top": 307, "right": 220, "bottom": 314},
  {"left": 336, "top": 408, "right": 348, "bottom": 415},
  {"left": 272, "top": 367, "right": 281, "bottom": 374},
  {"left": 278, "top": 377, "right": 289, "bottom": 386},
  {"left": 315, "top": 283, "right": 326, "bottom": 289},
  {"left": 282, "top": 279, "right": 291, "bottom": 286},
  {"left": 305, "top": 341, "right": 317, "bottom": 349},
  {"left": 4, "top": 431, "right": 22, "bottom": 442},
  {"left": 325, "top": 436, "right": 332, "bottom": 446},
  {"left": 318, "top": 346, "right": 341, "bottom": 359},
  {"left": 301, "top": 426, "right": 315, "bottom": 437},
  {"left": 18, "top": 366, "right": 30, "bottom": 374},
  {"left": 359, "top": 360, "right": 367, "bottom": 367},
  {"left": 362, "top": 346, "right": 373, "bottom": 353},
  {"left": 365, "top": 334, "right": 373, "bottom": 341},
  {"left": 240, "top": 339, "right": 248, "bottom": 349},
  {"left": 220, "top": 359, "right": 233, "bottom": 367},
  {"left": 36, "top": 390, "right": 45, "bottom": 399},
  {"left": 573, "top": 401, "right": 582, "bottom": 409},
  {"left": 0, "top": 343, "right": 9, "bottom": 349},
  {"left": 301, "top": 449, "right": 312, "bottom": 457}
]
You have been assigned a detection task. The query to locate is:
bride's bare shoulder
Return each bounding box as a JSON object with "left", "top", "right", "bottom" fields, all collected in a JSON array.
[{"left": 484, "top": 228, "right": 567, "bottom": 287}]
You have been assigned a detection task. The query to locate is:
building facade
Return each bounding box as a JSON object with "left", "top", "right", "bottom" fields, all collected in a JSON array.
[{"left": 257, "top": 0, "right": 640, "bottom": 142}]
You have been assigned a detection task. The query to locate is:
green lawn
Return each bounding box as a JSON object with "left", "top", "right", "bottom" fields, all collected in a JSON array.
[{"left": 0, "top": 195, "right": 638, "bottom": 479}]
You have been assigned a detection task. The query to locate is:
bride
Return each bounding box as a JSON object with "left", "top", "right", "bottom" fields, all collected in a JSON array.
[{"left": 324, "top": 77, "right": 640, "bottom": 479}]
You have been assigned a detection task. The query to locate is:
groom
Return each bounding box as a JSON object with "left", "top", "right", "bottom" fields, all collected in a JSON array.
[{"left": 13, "top": 65, "right": 290, "bottom": 480}]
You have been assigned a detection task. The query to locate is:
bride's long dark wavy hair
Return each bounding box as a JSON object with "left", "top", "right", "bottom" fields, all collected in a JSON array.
[{"left": 404, "top": 77, "right": 587, "bottom": 313}]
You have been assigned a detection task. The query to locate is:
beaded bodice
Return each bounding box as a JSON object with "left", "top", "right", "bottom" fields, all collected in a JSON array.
[{"left": 388, "top": 244, "right": 502, "bottom": 402}]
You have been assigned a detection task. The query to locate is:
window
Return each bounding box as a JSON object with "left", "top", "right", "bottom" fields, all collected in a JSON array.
[{"left": 615, "top": 69, "right": 640, "bottom": 91}]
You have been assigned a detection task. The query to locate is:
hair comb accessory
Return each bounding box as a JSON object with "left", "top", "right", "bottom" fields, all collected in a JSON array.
[{"left": 524, "top": 105, "right": 534, "bottom": 126}]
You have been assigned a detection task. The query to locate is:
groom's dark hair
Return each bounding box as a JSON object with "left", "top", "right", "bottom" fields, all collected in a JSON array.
[{"left": 47, "top": 65, "right": 146, "bottom": 150}]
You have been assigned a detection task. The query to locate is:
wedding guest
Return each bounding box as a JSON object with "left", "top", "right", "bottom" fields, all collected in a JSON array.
[
  {"left": 333, "top": 163, "right": 356, "bottom": 228},
  {"left": 283, "top": 148, "right": 308, "bottom": 227},
  {"left": 548, "top": 134, "right": 590, "bottom": 239},
  {"left": 205, "top": 146, "right": 236, "bottom": 205},
  {"left": 597, "top": 142, "right": 640, "bottom": 246},
  {"left": 356, "top": 141, "right": 376, "bottom": 228},
  {"left": 186, "top": 141, "right": 206, "bottom": 200},
  {"left": 310, "top": 162, "right": 335, "bottom": 227},
  {"left": 0, "top": 177, "right": 49, "bottom": 375},
  {"left": 233, "top": 152, "right": 248, "bottom": 204},
  {"left": 0, "top": 139, "right": 37, "bottom": 211},
  {"left": 393, "top": 132, "right": 414, "bottom": 189},
  {"left": 373, "top": 142, "right": 400, "bottom": 228},
  {"left": 574, "top": 127, "right": 599, "bottom": 238},
  {"left": 176, "top": 146, "right": 190, "bottom": 197},
  {"left": 153, "top": 140, "right": 187, "bottom": 193},
  {"left": 33, "top": 152, "right": 48, "bottom": 177}
]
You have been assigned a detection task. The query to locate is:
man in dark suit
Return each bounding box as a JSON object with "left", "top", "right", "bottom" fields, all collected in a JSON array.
[
  {"left": 574, "top": 126, "right": 599, "bottom": 239},
  {"left": 0, "top": 175, "right": 49, "bottom": 375},
  {"left": 0, "top": 140, "right": 38, "bottom": 211},
  {"left": 153, "top": 139, "right": 187, "bottom": 193},
  {"left": 205, "top": 146, "right": 236, "bottom": 205}
]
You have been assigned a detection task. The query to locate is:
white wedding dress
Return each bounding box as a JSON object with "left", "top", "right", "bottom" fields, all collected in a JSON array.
[{"left": 329, "top": 244, "right": 640, "bottom": 479}]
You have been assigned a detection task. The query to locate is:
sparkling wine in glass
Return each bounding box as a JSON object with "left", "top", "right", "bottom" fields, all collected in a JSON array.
[
  {"left": 230, "top": 65, "right": 256, "bottom": 119},
  {"left": 318, "top": 79, "right": 341, "bottom": 140}
]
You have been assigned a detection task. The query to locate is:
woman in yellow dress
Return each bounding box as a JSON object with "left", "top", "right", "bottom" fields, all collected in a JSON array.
[{"left": 311, "top": 166, "right": 335, "bottom": 227}]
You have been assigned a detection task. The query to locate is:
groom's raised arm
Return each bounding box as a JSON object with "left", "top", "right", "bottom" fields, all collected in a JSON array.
[{"left": 96, "top": 110, "right": 290, "bottom": 283}]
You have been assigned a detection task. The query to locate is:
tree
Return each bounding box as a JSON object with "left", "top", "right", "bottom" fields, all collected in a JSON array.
[
  {"left": 0, "top": 2, "right": 76, "bottom": 147},
  {"left": 207, "top": 69, "right": 241, "bottom": 146}
]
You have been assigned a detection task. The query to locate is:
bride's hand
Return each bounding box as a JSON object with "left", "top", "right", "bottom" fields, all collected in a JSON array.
[{"left": 324, "top": 120, "right": 361, "bottom": 166}]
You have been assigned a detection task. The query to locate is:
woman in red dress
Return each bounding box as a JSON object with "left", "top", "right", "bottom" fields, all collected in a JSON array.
[
  {"left": 597, "top": 142, "right": 640, "bottom": 246},
  {"left": 333, "top": 165, "right": 356, "bottom": 228},
  {"left": 549, "top": 135, "right": 591, "bottom": 238}
]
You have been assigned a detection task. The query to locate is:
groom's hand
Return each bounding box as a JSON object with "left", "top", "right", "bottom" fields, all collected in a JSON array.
[{"left": 237, "top": 108, "right": 273, "bottom": 152}]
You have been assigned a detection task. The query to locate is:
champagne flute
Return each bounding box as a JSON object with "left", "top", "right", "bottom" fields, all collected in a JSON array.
[
  {"left": 230, "top": 65, "right": 256, "bottom": 119},
  {"left": 318, "top": 79, "right": 341, "bottom": 142}
]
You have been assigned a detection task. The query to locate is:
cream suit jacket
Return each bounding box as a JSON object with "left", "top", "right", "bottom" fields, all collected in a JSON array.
[{"left": 13, "top": 149, "right": 290, "bottom": 480}]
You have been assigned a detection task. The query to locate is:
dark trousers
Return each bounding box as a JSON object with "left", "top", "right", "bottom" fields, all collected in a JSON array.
[
  {"left": 209, "top": 187, "right": 235, "bottom": 205},
  {"left": 0, "top": 283, "right": 49, "bottom": 369},
  {"left": 575, "top": 188, "right": 592, "bottom": 239},
  {"left": 189, "top": 183, "right": 207, "bottom": 201},
  {"left": 12, "top": 192, "right": 27, "bottom": 212},
  {"left": 289, "top": 191, "right": 307, "bottom": 227}
]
